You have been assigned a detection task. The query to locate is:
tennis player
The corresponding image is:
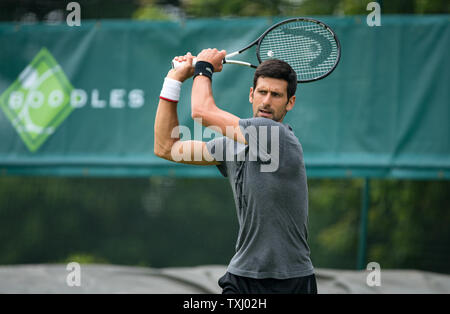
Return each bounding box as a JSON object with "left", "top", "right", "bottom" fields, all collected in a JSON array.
[{"left": 154, "top": 48, "right": 317, "bottom": 294}]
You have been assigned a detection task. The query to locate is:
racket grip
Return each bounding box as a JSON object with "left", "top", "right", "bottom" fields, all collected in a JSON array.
[{"left": 172, "top": 57, "right": 198, "bottom": 69}]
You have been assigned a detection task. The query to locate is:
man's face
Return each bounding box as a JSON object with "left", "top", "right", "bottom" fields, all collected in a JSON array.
[{"left": 250, "top": 77, "right": 295, "bottom": 122}]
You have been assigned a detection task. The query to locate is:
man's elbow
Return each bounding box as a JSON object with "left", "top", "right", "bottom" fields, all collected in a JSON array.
[
  {"left": 191, "top": 104, "right": 217, "bottom": 123},
  {"left": 154, "top": 147, "right": 165, "bottom": 159},
  {"left": 191, "top": 108, "right": 205, "bottom": 120},
  {"left": 154, "top": 143, "right": 171, "bottom": 160},
  {"left": 191, "top": 97, "right": 216, "bottom": 121}
]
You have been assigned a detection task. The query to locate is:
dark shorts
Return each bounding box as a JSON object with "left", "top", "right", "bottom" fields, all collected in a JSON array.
[{"left": 218, "top": 272, "right": 318, "bottom": 294}]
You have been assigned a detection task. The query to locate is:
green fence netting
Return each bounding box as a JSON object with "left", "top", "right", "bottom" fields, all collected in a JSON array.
[{"left": 0, "top": 16, "right": 448, "bottom": 178}]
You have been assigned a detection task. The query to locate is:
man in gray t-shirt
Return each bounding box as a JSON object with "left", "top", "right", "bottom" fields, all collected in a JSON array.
[
  {"left": 154, "top": 48, "right": 316, "bottom": 294},
  {"left": 206, "top": 117, "right": 314, "bottom": 281}
]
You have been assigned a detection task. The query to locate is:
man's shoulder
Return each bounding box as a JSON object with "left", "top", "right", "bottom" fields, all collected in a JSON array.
[
  {"left": 239, "top": 117, "right": 282, "bottom": 128},
  {"left": 238, "top": 117, "right": 295, "bottom": 139}
]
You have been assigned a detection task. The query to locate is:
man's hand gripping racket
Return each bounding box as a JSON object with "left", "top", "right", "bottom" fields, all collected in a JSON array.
[
  {"left": 173, "top": 49, "right": 226, "bottom": 74},
  {"left": 172, "top": 17, "right": 341, "bottom": 83}
]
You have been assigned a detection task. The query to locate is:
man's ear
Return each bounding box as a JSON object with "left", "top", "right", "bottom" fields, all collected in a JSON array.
[
  {"left": 249, "top": 87, "right": 254, "bottom": 103},
  {"left": 286, "top": 95, "right": 296, "bottom": 112}
]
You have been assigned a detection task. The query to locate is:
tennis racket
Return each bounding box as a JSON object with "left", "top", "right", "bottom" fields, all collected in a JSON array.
[{"left": 172, "top": 17, "right": 341, "bottom": 83}]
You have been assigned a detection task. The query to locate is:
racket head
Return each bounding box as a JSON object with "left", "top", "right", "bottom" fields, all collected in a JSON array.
[{"left": 256, "top": 17, "right": 341, "bottom": 83}]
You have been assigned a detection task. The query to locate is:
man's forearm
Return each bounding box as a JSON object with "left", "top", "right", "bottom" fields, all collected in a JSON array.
[
  {"left": 154, "top": 98, "right": 179, "bottom": 157},
  {"left": 191, "top": 75, "right": 243, "bottom": 142},
  {"left": 154, "top": 53, "right": 194, "bottom": 158},
  {"left": 191, "top": 76, "right": 216, "bottom": 119}
]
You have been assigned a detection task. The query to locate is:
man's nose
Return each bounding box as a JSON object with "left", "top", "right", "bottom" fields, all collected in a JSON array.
[{"left": 263, "top": 93, "right": 272, "bottom": 103}]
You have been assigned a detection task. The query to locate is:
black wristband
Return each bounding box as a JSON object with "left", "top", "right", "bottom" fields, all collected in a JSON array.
[{"left": 193, "top": 61, "right": 213, "bottom": 81}]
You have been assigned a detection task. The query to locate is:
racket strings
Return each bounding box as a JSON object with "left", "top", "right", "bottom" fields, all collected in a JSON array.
[{"left": 259, "top": 21, "right": 339, "bottom": 81}]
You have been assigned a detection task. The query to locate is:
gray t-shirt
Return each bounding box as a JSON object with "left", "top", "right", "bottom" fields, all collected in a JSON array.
[{"left": 206, "top": 117, "right": 314, "bottom": 279}]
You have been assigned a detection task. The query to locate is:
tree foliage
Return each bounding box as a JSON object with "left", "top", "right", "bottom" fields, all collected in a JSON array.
[
  {"left": 0, "top": 176, "right": 449, "bottom": 273},
  {"left": 0, "top": 0, "right": 448, "bottom": 22},
  {"left": 179, "top": 0, "right": 449, "bottom": 18}
]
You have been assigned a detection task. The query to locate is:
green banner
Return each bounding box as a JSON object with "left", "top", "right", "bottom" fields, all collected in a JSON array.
[{"left": 0, "top": 16, "right": 449, "bottom": 178}]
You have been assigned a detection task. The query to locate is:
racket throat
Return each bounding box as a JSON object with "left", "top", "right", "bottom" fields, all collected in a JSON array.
[{"left": 224, "top": 59, "right": 257, "bottom": 68}]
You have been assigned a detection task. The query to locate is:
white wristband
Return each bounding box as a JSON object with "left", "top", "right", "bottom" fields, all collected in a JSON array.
[{"left": 160, "top": 77, "right": 182, "bottom": 102}]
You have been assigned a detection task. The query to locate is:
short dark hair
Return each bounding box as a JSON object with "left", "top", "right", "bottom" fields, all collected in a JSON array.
[{"left": 253, "top": 59, "right": 297, "bottom": 100}]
